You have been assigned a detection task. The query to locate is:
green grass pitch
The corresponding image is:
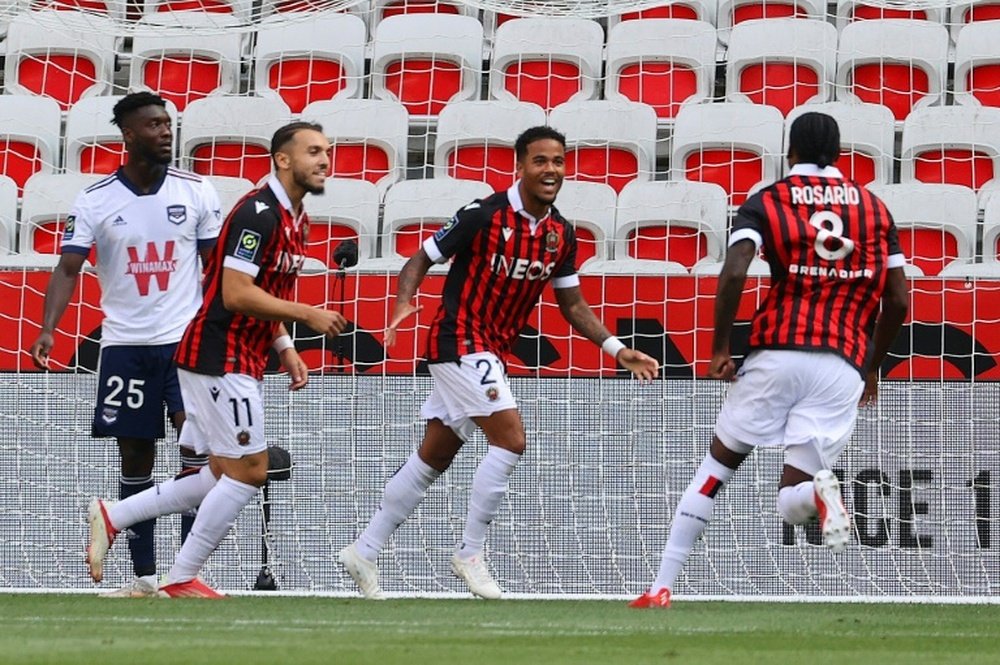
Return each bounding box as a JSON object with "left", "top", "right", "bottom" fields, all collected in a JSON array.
[{"left": 2, "top": 594, "right": 998, "bottom": 665}]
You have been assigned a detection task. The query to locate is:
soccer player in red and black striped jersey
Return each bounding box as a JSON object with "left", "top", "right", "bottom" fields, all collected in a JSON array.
[
  {"left": 339, "top": 126, "right": 658, "bottom": 600},
  {"left": 631, "top": 112, "right": 909, "bottom": 609},
  {"left": 86, "top": 122, "right": 347, "bottom": 598}
]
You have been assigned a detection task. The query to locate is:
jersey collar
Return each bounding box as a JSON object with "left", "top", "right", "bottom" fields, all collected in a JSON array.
[
  {"left": 115, "top": 166, "right": 167, "bottom": 197},
  {"left": 507, "top": 180, "right": 550, "bottom": 233},
  {"left": 788, "top": 164, "right": 844, "bottom": 179},
  {"left": 267, "top": 175, "right": 305, "bottom": 226}
]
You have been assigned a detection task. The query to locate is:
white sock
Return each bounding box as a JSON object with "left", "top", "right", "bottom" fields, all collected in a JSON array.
[
  {"left": 652, "top": 454, "right": 735, "bottom": 592},
  {"left": 355, "top": 452, "right": 440, "bottom": 562},
  {"left": 108, "top": 466, "right": 217, "bottom": 530},
  {"left": 777, "top": 481, "right": 818, "bottom": 524},
  {"left": 457, "top": 446, "right": 520, "bottom": 560},
  {"left": 166, "top": 475, "right": 258, "bottom": 584}
]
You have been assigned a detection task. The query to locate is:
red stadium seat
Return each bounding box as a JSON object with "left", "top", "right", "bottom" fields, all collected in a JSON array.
[
  {"left": 954, "top": 22, "right": 1000, "bottom": 109},
  {"left": 726, "top": 19, "right": 836, "bottom": 116},
  {"left": 371, "top": 15, "right": 482, "bottom": 118},
  {"left": 671, "top": 103, "right": 784, "bottom": 206},
  {"left": 490, "top": 18, "right": 603, "bottom": 112},
  {"left": 4, "top": 11, "right": 117, "bottom": 110},
  {"left": 130, "top": 15, "right": 242, "bottom": 112},
  {"left": 717, "top": 0, "right": 826, "bottom": 44},
  {"left": 433, "top": 100, "right": 546, "bottom": 191},
  {"left": 302, "top": 99, "right": 409, "bottom": 196},
  {"left": 181, "top": 97, "right": 292, "bottom": 183},
  {"left": 605, "top": 19, "right": 716, "bottom": 122},
  {"left": 901, "top": 106, "right": 1000, "bottom": 193},
  {"left": 836, "top": 19, "right": 949, "bottom": 122},
  {"left": 0, "top": 96, "right": 61, "bottom": 195},
  {"left": 255, "top": 13, "right": 366, "bottom": 113}
]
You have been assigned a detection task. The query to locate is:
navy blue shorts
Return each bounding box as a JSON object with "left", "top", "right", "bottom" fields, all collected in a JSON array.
[{"left": 92, "top": 344, "right": 183, "bottom": 440}]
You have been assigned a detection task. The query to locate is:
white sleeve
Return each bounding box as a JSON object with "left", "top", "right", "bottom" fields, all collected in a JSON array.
[
  {"left": 197, "top": 178, "right": 223, "bottom": 242},
  {"left": 60, "top": 191, "right": 94, "bottom": 253}
]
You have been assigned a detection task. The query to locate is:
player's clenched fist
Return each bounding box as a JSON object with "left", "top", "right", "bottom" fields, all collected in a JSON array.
[
  {"left": 29, "top": 331, "right": 55, "bottom": 370},
  {"left": 305, "top": 308, "right": 347, "bottom": 337}
]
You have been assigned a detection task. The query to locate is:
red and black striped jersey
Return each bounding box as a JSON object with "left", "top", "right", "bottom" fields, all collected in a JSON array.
[
  {"left": 176, "top": 178, "right": 307, "bottom": 379},
  {"left": 731, "top": 164, "right": 905, "bottom": 374},
  {"left": 423, "top": 183, "right": 579, "bottom": 363}
]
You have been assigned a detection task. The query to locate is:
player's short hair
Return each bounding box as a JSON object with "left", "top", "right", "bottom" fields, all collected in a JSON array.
[
  {"left": 111, "top": 92, "right": 168, "bottom": 128},
  {"left": 270, "top": 121, "right": 325, "bottom": 159},
  {"left": 787, "top": 112, "right": 841, "bottom": 169},
  {"left": 515, "top": 126, "right": 566, "bottom": 162}
]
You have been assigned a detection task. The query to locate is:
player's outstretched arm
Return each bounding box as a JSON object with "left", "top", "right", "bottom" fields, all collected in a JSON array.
[
  {"left": 29, "top": 252, "right": 87, "bottom": 369},
  {"left": 860, "top": 266, "right": 908, "bottom": 406},
  {"left": 709, "top": 239, "right": 755, "bottom": 381},
  {"left": 221, "top": 268, "right": 346, "bottom": 338},
  {"left": 385, "top": 249, "right": 434, "bottom": 347},
  {"left": 554, "top": 286, "right": 658, "bottom": 381}
]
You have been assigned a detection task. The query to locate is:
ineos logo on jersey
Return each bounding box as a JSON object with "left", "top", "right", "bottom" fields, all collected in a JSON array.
[
  {"left": 126, "top": 241, "right": 177, "bottom": 296},
  {"left": 809, "top": 211, "right": 855, "bottom": 261},
  {"left": 490, "top": 253, "right": 555, "bottom": 280}
]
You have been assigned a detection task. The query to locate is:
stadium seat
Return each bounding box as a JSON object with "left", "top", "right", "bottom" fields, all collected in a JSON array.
[
  {"left": 204, "top": 175, "right": 253, "bottom": 219},
  {"left": 365, "top": 178, "right": 493, "bottom": 272},
  {"left": 549, "top": 100, "right": 658, "bottom": 194},
  {"left": 304, "top": 178, "right": 381, "bottom": 267},
  {"left": 371, "top": 14, "right": 483, "bottom": 119},
  {"left": 0, "top": 95, "right": 61, "bottom": 195},
  {"left": 550, "top": 181, "right": 617, "bottom": 267},
  {"left": 835, "top": 0, "right": 945, "bottom": 31},
  {"left": 0, "top": 175, "right": 17, "bottom": 255},
  {"left": 371, "top": 0, "right": 475, "bottom": 26},
  {"left": 4, "top": 11, "right": 117, "bottom": 110},
  {"left": 254, "top": 12, "right": 366, "bottom": 114},
  {"left": 18, "top": 172, "right": 104, "bottom": 265},
  {"left": 670, "top": 102, "right": 784, "bottom": 206},
  {"left": 949, "top": 1, "right": 1000, "bottom": 45},
  {"left": 725, "top": 18, "right": 837, "bottom": 117},
  {"left": 30, "top": 0, "right": 126, "bottom": 20},
  {"left": 258, "top": 0, "right": 368, "bottom": 31},
  {"left": 613, "top": 180, "right": 729, "bottom": 273},
  {"left": 180, "top": 96, "right": 293, "bottom": 184},
  {"left": 144, "top": 0, "right": 253, "bottom": 21},
  {"left": 981, "top": 192, "right": 1000, "bottom": 262},
  {"left": 784, "top": 101, "right": 895, "bottom": 186},
  {"left": 65, "top": 96, "right": 180, "bottom": 174},
  {"left": 900, "top": 106, "right": 1000, "bottom": 193},
  {"left": 867, "top": 183, "right": 978, "bottom": 277},
  {"left": 605, "top": 19, "right": 717, "bottom": 123},
  {"left": 717, "top": 0, "right": 827, "bottom": 44},
  {"left": 953, "top": 22, "right": 1000, "bottom": 108},
  {"left": 606, "top": 0, "right": 716, "bottom": 30},
  {"left": 130, "top": 14, "right": 244, "bottom": 112},
  {"left": 300, "top": 99, "right": 409, "bottom": 196},
  {"left": 432, "top": 100, "right": 547, "bottom": 192},
  {"left": 836, "top": 19, "right": 949, "bottom": 122},
  {"left": 489, "top": 18, "right": 604, "bottom": 112}
]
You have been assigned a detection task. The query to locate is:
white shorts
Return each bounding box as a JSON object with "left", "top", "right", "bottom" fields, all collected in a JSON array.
[
  {"left": 714, "top": 349, "right": 864, "bottom": 474},
  {"left": 421, "top": 352, "right": 518, "bottom": 441},
  {"left": 177, "top": 369, "right": 266, "bottom": 459}
]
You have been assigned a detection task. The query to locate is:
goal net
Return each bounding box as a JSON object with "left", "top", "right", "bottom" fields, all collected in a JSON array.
[{"left": 1, "top": 0, "right": 999, "bottom": 600}]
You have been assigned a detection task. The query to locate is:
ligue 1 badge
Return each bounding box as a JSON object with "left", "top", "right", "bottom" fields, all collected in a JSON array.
[{"left": 545, "top": 229, "right": 560, "bottom": 253}]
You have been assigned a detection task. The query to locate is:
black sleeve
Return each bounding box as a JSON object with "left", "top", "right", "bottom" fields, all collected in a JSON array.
[
  {"left": 730, "top": 193, "right": 767, "bottom": 240},
  {"left": 427, "top": 200, "right": 490, "bottom": 260},
  {"left": 221, "top": 197, "right": 278, "bottom": 273}
]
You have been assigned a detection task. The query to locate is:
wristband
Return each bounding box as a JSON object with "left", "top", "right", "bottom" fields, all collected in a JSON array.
[
  {"left": 601, "top": 336, "right": 626, "bottom": 359},
  {"left": 272, "top": 335, "right": 294, "bottom": 353}
]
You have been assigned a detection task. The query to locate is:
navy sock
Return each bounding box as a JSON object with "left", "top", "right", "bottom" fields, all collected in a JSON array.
[{"left": 120, "top": 476, "right": 156, "bottom": 578}]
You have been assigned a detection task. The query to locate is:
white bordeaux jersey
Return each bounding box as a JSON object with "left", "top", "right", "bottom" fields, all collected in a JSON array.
[{"left": 61, "top": 167, "right": 223, "bottom": 346}]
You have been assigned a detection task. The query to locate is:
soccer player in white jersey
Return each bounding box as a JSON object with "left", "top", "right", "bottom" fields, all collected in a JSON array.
[{"left": 29, "top": 92, "right": 223, "bottom": 597}]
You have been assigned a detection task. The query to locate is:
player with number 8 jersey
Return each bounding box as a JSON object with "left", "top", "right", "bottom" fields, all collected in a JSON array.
[{"left": 631, "top": 112, "right": 909, "bottom": 609}]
